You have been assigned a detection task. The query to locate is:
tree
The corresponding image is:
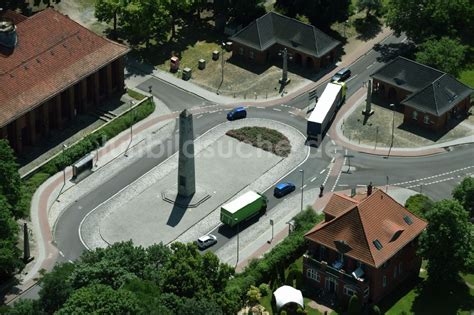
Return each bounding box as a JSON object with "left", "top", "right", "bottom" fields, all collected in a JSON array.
[
  {"left": 357, "top": 0, "right": 382, "bottom": 17},
  {"left": 405, "top": 194, "right": 434, "bottom": 219},
  {"left": 56, "top": 284, "right": 141, "bottom": 314},
  {"left": 229, "top": 0, "right": 265, "bottom": 25},
  {"left": 0, "top": 139, "right": 23, "bottom": 217},
  {"left": 246, "top": 285, "right": 261, "bottom": 305},
  {"left": 419, "top": 200, "right": 473, "bottom": 283},
  {"left": 8, "top": 299, "right": 45, "bottom": 315},
  {"left": 0, "top": 195, "right": 22, "bottom": 281},
  {"left": 386, "top": 0, "right": 474, "bottom": 43},
  {"left": 1, "top": 0, "right": 29, "bottom": 12},
  {"left": 33, "top": 0, "right": 60, "bottom": 7},
  {"left": 163, "top": 0, "right": 193, "bottom": 38},
  {"left": 452, "top": 177, "right": 474, "bottom": 217},
  {"left": 415, "top": 37, "right": 467, "bottom": 76},
  {"left": 347, "top": 294, "right": 361, "bottom": 314},
  {"left": 94, "top": 0, "right": 128, "bottom": 36},
  {"left": 38, "top": 263, "right": 75, "bottom": 314}
]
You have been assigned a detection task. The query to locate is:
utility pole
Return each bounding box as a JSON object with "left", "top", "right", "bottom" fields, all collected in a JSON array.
[
  {"left": 279, "top": 48, "right": 291, "bottom": 86},
  {"left": 235, "top": 218, "right": 240, "bottom": 268},
  {"left": 386, "top": 103, "right": 395, "bottom": 158}
]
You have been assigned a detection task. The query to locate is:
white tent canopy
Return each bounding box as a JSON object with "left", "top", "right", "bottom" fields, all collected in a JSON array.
[{"left": 273, "top": 285, "right": 304, "bottom": 311}]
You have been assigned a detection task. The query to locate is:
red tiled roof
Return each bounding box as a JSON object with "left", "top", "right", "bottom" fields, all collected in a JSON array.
[
  {"left": 305, "top": 189, "right": 427, "bottom": 268},
  {"left": 0, "top": 8, "right": 129, "bottom": 128},
  {"left": 323, "top": 192, "right": 358, "bottom": 217}
]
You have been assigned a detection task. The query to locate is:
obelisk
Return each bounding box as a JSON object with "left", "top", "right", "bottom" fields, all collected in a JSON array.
[{"left": 177, "top": 109, "right": 195, "bottom": 197}]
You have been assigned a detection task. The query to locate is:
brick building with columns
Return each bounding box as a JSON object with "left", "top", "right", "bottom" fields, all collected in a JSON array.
[
  {"left": 371, "top": 57, "right": 472, "bottom": 132},
  {"left": 0, "top": 8, "right": 129, "bottom": 153},
  {"left": 229, "top": 12, "right": 340, "bottom": 72}
]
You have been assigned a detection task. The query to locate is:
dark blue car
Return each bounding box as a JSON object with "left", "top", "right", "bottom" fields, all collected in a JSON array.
[
  {"left": 273, "top": 182, "right": 296, "bottom": 198},
  {"left": 227, "top": 107, "right": 247, "bottom": 121}
]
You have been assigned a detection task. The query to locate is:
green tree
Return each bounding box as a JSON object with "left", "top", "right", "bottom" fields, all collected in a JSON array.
[
  {"left": 0, "top": 139, "right": 23, "bottom": 217},
  {"left": 229, "top": 0, "right": 265, "bottom": 25},
  {"left": 415, "top": 37, "right": 467, "bottom": 76},
  {"left": 7, "top": 299, "right": 45, "bottom": 315},
  {"left": 405, "top": 194, "right": 433, "bottom": 219},
  {"left": 357, "top": 0, "right": 382, "bottom": 17},
  {"left": 246, "top": 285, "right": 261, "bottom": 305},
  {"left": 163, "top": 0, "right": 193, "bottom": 38},
  {"left": 94, "top": 0, "right": 128, "bottom": 36},
  {"left": 347, "top": 294, "right": 361, "bottom": 314},
  {"left": 386, "top": 0, "right": 474, "bottom": 43},
  {"left": 452, "top": 177, "right": 474, "bottom": 217},
  {"left": 33, "top": 0, "right": 60, "bottom": 7},
  {"left": 1, "top": 0, "right": 29, "bottom": 12},
  {"left": 0, "top": 195, "right": 22, "bottom": 280},
  {"left": 56, "top": 284, "right": 141, "bottom": 314},
  {"left": 38, "top": 262, "right": 75, "bottom": 314},
  {"left": 419, "top": 200, "right": 473, "bottom": 283}
]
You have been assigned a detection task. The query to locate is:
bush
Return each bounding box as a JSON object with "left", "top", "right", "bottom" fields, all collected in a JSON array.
[
  {"left": 20, "top": 98, "right": 155, "bottom": 217},
  {"left": 246, "top": 285, "right": 261, "bottom": 305},
  {"left": 258, "top": 283, "right": 270, "bottom": 297},
  {"left": 226, "top": 127, "right": 291, "bottom": 157}
]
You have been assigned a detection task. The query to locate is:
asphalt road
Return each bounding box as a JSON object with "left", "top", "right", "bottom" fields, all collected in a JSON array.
[{"left": 17, "top": 32, "right": 472, "bottom": 302}]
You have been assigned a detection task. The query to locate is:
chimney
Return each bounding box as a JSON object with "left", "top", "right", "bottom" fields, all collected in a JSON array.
[
  {"left": 367, "top": 182, "right": 373, "bottom": 196},
  {"left": 0, "top": 17, "right": 18, "bottom": 49}
]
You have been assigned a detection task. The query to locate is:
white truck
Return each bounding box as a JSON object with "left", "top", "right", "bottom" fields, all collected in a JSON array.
[{"left": 307, "top": 82, "right": 346, "bottom": 141}]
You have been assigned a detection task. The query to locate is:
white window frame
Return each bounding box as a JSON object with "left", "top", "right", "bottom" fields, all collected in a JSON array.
[
  {"left": 306, "top": 269, "right": 320, "bottom": 282},
  {"left": 382, "top": 275, "right": 387, "bottom": 288},
  {"left": 424, "top": 115, "right": 430, "bottom": 124},
  {"left": 412, "top": 110, "right": 418, "bottom": 120},
  {"left": 343, "top": 285, "right": 356, "bottom": 296}
]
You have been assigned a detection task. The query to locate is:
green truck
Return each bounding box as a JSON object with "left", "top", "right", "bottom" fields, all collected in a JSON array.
[{"left": 220, "top": 191, "right": 267, "bottom": 227}]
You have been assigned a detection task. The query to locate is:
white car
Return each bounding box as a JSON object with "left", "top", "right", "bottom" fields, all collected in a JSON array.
[{"left": 196, "top": 234, "right": 217, "bottom": 249}]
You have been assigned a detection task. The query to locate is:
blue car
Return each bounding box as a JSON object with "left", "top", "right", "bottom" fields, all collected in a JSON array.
[
  {"left": 273, "top": 182, "right": 296, "bottom": 198},
  {"left": 227, "top": 107, "right": 247, "bottom": 121}
]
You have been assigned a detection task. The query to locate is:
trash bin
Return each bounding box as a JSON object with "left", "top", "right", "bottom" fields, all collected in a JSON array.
[
  {"left": 225, "top": 41, "right": 232, "bottom": 52},
  {"left": 182, "top": 67, "right": 192, "bottom": 80},
  {"left": 198, "top": 59, "right": 206, "bottom": 70},
  {"left": 212, "top": 50, "right": 220, "bottom": 60}
]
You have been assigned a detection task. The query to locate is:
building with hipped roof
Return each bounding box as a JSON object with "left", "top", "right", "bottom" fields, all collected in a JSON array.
[
  {"left": 229, "top": 12, "right": 340, "bottom": 72},
  {"left": 303, "top": 186, "right": 427, "bottom": 304},
  {"left": 371, "top": 56, "right": 472, "bottom": 131},
  {"left": 0, "top": 8, "right": 129, "bottom": 153}
]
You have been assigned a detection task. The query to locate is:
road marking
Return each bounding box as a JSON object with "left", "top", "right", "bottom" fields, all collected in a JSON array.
[
  {"left": 256, "top": 106, "right": 265, "bottom": 109},
  {"left": 273, "top": 108, "right": 282, "bottom": 112},
  {"left": 331, "top": 140, "right": 335, "bottom": 145},
  {"left": 331, "top": 157, "right": 335, "bottom": 163},
  {"left": 338, "top": 184, "right": 349, "bottom": 187},
  {"left": 367, "top": 64, "right": 374, "bottom": 69},
  {"left": 68, "top": 260, "right": 73, "bottom": 263},
  {"left": 196, "top": 115, "right": 203, "bottom": 119},
  {"left": 357, "top": 184, "right": 366, "bottom": 187},
  {"left": 392, "top": 166, "right": 474, "bottom": 186},
  {"left": 405, "top": 177, "right": 455, "bottom": 189},
  {"left": 311, "top": 176, "right": 317, "bottom": 182},
  {"left": 320, "top": 169, "right": 326, "bottom": 174},
  {"left": 346, "top": 74, "right": 358, "bottom": 83},
  {"left": 302, "top": 184, "right": 307, "bottom": 189},
  {"left": 59, "top": 251, "right": 64, "bottom": 257},
  {"left": 401, "top": 37, "right": 407, "bottom": 43},
  {"left": 331, "top": 157, "right": 346, "bottom": 192}
]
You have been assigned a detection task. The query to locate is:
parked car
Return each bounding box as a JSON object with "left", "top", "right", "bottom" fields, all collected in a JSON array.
[
  {"left": 196, "top": 234, "right": 217, "bottom": 249},
  {"left": 273, "top": 182, "right": 296, "bottom": 198},
  {"left": 331, "top": 68, "right": 351, "bottom": 82},
  {"left": 227, "top": 107, "right": 247, "bottom": 121}
]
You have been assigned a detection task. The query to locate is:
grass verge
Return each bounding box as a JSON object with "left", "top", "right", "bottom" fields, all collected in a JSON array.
[
  {"left": 19, "top": 98, "right": 155, "bottom": 217},
  {"left": 226, "top": 127, "right": 291, "bottom": 157},
  {"left": 127, "top": 89, "right": 147, "bottom": 101}
]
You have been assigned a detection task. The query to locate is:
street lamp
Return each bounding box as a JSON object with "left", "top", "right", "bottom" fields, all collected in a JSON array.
[
  {"left": 278, "top": 48, "right": 292, "bottom": 86},
  {"left": 235, "top": 218, "right": 240, "bottom": 268},
  {"left": 124, "top": 100, "right": 134, "bottom": 157},
  {"left": 62, "top": 144, "right": 68, "bottom": 186},
  {"left": 299, "top": 169, "right": 304, "bottom": 212},
  {"left": 268, "top": 219, "right": 274, "bottom": 243},
  {"left": 387, "top": 103, "right": 395, "bottom": 158},
  {"left": 221, "top": 42, "right": 226, "bottom": 84}
]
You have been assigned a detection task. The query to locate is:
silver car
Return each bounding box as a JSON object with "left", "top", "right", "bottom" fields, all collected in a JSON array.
[{"left": 196, "top": 234, "right": 217, "bottom": 249}]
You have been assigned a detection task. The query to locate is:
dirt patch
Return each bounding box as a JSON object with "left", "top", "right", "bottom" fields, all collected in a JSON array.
[{"left": 226, "top": 126, "right": 291, "bottom": 157}]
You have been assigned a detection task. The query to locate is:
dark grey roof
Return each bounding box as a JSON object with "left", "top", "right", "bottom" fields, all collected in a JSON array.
[
  {"left": 371, "top": 56, "right": 445, "bottom": 92},
  {"left": 403, "top": 74, "right": 473, "bottom": 116},
  {"left": 372, "top": 56, "right": 473, "bottom": 116},
  {"left": 230, "top": 12, "right": 340, "bottom": 58}
]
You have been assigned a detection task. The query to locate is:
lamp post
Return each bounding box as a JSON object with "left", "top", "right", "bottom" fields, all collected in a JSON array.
[
  {"left": 344, "top": 19, "right": 349, "bottom": 37},
  {"left": 221, "top": 42, "right": 226, "bottom": 84},
  {"left": 62, "top": 144, "right": 67, "bottom": 186},
  {"left": 278, "top": 48, "right": 292, "bottom": 86},
  {"left": 387, "top": 103, "right": 395, "bottom": 157},
  {"left": 235, "top": 218, "right": 240, "bottom": 267},
  {"left": 124, "top": 100, "right": 134, "bottom": 157},
  {"left": 299, "top": 169, "right": 304, "bottom": 212}
]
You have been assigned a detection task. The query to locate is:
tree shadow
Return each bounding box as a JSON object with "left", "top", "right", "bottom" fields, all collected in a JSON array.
[
  {"left": 354, "top": 15, "right": 382, "bottom": 41},
  {"left": 373, "top": 42, "right": 416, "bottom": 63},
  {"left": 411, "top": 279, "right": 474, "bottom": 314},
  {"left": 378, "top": 275, "right": 423, "bottom": 313}
]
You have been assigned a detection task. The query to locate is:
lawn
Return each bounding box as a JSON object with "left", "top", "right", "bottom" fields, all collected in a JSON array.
[
  {"left": 459, "top": 67, "right": 474, "bottom": 88},
  {"left": 384, "top": 273, "right": 474, "bottom": 315}
]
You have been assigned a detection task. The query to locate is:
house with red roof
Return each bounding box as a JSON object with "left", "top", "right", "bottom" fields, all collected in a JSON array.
[
  {"left": 0, "top": 8, "right": 129, "bottom": 153},
  {"left": 303, "top": 187, "right": 427, "bottom": 305}
]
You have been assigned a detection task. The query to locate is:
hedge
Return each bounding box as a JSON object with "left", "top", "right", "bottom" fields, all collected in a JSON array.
[
  {"left": 19, "top": 98, "right": 155, "bottom": 217},
  {"left": 225, "top": 208, "right": 323, "bottom": 311}
]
